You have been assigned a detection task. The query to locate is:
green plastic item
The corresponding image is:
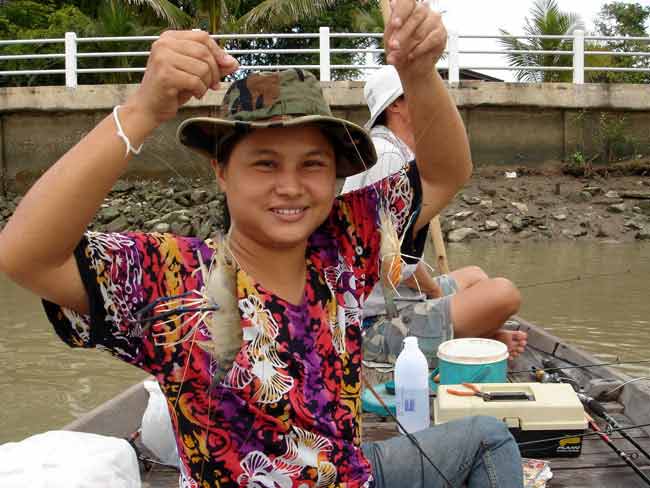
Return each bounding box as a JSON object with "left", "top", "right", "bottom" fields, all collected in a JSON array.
[
  {"left": 361, "top": 374, "right": 440, "bottom": 417},
  {"left": 361, "top": 382, "right": 396, "bottom": 416}
]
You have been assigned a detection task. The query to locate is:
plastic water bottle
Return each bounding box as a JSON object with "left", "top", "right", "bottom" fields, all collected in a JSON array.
[{"left": 395, "top": 336, "right": 430, "bottom": 434}]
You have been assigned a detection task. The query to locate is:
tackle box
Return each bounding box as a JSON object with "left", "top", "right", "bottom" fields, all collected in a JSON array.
[{"left": 434, "top": 383, "right": 587, "bottom": 458}]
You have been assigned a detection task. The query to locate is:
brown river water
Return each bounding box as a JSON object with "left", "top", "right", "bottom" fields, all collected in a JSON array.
[{"left": 1, "top": 241, "right": 649, "bottom": 443}]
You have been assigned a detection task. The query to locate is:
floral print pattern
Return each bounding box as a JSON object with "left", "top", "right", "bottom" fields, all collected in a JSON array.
[{"left": 43, "top": 165, "right": 425, "bottom": 487}]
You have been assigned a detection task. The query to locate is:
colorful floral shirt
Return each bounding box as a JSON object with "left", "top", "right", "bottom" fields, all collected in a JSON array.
[{"left": 43, "top": 164, "right": 427, "bottom": 488}]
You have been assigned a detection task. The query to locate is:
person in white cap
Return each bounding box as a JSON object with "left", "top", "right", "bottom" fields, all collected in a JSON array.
[{"left": 343, "top": 65, "right": 527, "bottom": 358}]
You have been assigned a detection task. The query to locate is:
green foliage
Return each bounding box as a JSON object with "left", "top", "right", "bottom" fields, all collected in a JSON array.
[
  {"left": 571, "top": 151, "right": 586, "bottom": 166},
  {"left": 590, "top": 2, "right": 650, "bottom": 84},
  {"left": 49, "top": 5, "right": 96, "bottom": 34},
  {"left": 119, "top": 0, "right": 191, "bottom": 29},
  {"left": 0, "top": 15, "right": 13, "bottom": 39},
  {"left": 94, "top": 1, "right": 142, "bottom": 36},
  {"left": 499, "top": 0, "right": 584, "bottom": 82},
  {"left": 596, "top": 113, "right": 636, "bottom": 163},
  {"left": 596, "top": 2, "right": 650, "bottom": 37},
  {"left": 0, "top": 0, "right": 160, "bottom": 86},
  {"left": 351, "top": 0, "right": 383, "bottom": 33},
  {"left": 499, "top": 0, "right": 643, "bottom": 84},
  {"left": 569, "top": 109, "right": 638, "bottom": 166},
  {"left": 78, "top": 1, "right": 159, "bottom": 84},
  {"left": 565, "top": 149, "right": 592, "bottom": 177},
  {"left": 219, "top": 0, "right": 378, "bottom": 81},
  {"left": 238, "top": 0, "right": 335, "bottom": 32},
  {"left": 0, "top": 2, "right": 95, "bottom": 87},
  {"left": 0, "top": 0, "right": 380, "bottom": 85},
  {"left": 1, "top": 1, "right": 55, "bottom": 30}
]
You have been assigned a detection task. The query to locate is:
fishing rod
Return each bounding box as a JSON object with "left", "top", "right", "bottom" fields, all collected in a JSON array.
[
  {"left": 518, "top": 269, "right": 632, "bottom": 290},
  {"left": 579, "top": 392, "right": 650, "bottom": 463},
  {"left": 517, "top": 422, "right": 650, "bottom": 447},
  {"left": 543, "top": 358, "right": 650, "bottom": 460},
  {"left": 510, "top": 359, "right": 650, "bottom": 375},
  {"left": 584, "top": 413, "right": 650, "bottom": 486},
  {"left": 537, "top": 359, "right": 650, "bottom": 485}
]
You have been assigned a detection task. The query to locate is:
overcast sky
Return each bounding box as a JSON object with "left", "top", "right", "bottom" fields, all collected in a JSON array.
[
  {"left": 439, "top": 0, "right": 650, "bottom": 35},
  {"left": 432, "top": 0, "right": 650, "bottom": 80}
]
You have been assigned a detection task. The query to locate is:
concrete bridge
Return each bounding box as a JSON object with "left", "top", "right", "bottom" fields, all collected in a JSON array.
[{"left": 1, "top": 81, "right": 649, "bottom": 192}]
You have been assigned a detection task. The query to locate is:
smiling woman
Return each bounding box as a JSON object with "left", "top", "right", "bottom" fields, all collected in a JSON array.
[
  {"left": 0, "top": 3, "right": 522, "bottom": 487},
  {"left": 217, "top": 126, "right": 338, "bottom": 265}
]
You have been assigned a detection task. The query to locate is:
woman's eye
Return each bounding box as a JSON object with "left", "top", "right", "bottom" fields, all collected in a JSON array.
[
  {"left": 254, "top": 160, "right": 276, "bottom": 169},
  {"left": 304, "top": 160, "right": 327, "bottom": 168}
]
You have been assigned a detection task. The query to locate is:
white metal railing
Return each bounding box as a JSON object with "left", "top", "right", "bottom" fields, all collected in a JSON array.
[{"left": 0, "top": 28, "right": 649, "bottom": 87}]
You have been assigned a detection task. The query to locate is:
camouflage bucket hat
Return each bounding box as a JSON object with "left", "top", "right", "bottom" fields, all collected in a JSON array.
[{"left": 177, "top": 68, "right": 377, "bottom": 178}]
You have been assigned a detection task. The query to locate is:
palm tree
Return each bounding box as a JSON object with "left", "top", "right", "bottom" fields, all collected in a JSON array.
[
  {"left": 238, "top": 0, "right": 336, "bottom": 32},
  {"left": 89, "top": 1, "right": 163, "bottom": 83},
  {"left": 190, "top": 0, "right": 223, "bottom": 34},
  {"left": 119, "top": 0, "right": 191, "bottom": 29},
  {"left": 499, "top": 0, "right": 584, "bottom": 82},
  {"left": 181, "top": 0, "right": 341, "bottom": 34},
  {"left": 115, "top": 0, "right": 376, "bottom": 80},
  {"left": 351, "top": 0, "right": 383, "bottom": 33}
]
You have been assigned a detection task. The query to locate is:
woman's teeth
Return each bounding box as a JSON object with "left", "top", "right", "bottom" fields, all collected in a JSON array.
[{"left": 273, "top": 208, "right": 304, "bottom": 215}]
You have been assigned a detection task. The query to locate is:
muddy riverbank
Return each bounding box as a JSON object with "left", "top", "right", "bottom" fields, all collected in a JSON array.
[{"left": 1, "top": 167, "right": 649, "bottom": 243}]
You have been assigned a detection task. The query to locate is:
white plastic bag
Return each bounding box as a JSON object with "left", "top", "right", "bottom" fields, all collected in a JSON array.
[
  {"left": 141, "top": 380, "right": 179, "bottom": 468},
  {"left": 0, "top": 430, "right": 141, "bottom": 488}
]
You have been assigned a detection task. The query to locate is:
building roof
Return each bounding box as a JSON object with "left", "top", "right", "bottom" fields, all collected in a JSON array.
[{"left": 438, "top": 68, "right": 502, "bottom": 82}]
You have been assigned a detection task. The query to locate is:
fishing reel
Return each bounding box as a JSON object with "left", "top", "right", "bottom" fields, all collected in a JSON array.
[{"left": 532, "top": 359, "right": 584, "bottom": 394}]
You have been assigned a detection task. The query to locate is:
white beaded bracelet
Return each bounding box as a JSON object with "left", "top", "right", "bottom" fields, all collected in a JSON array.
[{"left": 113, "top": 105, "right": 144, "bottom": 158}]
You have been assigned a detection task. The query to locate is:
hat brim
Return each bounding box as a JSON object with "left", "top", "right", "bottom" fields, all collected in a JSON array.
[
  {"left": 177, "top": 115, "right": 377, "bottom": 178},
  {"left": 364, "top": 88, "right": 404, "bottom": 130}
]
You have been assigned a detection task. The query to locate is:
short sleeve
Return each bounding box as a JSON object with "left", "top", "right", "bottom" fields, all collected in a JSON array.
[
  {"left": 42, "top": 231, "right": 205, "bottom": 373},
  {"left": 341, "top": 137, "right": 408, "bottom": 193},
  {"left": 327, "top": 162, "right": 429, "bottom": 298}
]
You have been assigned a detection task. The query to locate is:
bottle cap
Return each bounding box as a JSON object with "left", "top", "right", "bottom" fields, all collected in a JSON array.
[{"left": 404, "top": 336, "right": 418, "bottom": 348}]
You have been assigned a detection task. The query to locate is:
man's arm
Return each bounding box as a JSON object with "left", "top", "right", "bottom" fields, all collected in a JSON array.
[{"left": 386, "top": 1, "right": 472, "bottom": 233}]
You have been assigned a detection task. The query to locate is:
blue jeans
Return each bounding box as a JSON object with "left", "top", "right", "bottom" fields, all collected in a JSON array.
[{"left": 362, "top": 416, "right": 523, "bottom": 488}]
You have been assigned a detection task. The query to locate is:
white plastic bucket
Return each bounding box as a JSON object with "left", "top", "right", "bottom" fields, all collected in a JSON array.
[{"left": 437, "top": 338, "right": 508, "bottom": 384}]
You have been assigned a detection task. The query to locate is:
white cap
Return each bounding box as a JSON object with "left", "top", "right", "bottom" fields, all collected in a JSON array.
[{"left": 364, "top": 65, "right": 404, "bottom": 130}]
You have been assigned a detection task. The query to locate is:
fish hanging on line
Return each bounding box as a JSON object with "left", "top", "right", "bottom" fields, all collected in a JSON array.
[
  {"left": 379, "top": 206, "right": 404, "bottom": 292},
  {"left": 135, "top": 234, "right": 242, "bottom": 389},
  {"left": 196, "top": 235, "right": 241, "bottom": 388}
]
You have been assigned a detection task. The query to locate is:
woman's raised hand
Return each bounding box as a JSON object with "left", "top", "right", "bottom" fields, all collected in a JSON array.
[
  {"left": 127, "top": 30, "right": 239, "bottom": 126},
  {"left": 385, "top": 0, "right": 446, "bottom": 79}
]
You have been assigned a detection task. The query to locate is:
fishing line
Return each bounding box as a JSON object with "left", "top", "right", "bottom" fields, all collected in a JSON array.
[
  {"left": 517, "top": 422, "right": 650, "bottom": 447},
  {"left": 519, "top": 268, "right": 629, "bottom": 289},
  {"left": 605, "top": 377, "right": 650, "bottom": 396},
  {"left": 528, "top": 357, "right": 650, "bottom": 484},
  {"left": 340, "top": 7, "right": 456, "bottom": 482},
  {"left": 362, "top": 376, "right": 453, "bottom": 487},
  {"left": 518, "top": 269, "right": 633, "bottom": 290},
  {"left": 585, "top": 413, "right": 650, "bottom": 485},
  {"left": 545, "top": 358, "right": 650, "bottom": 464},
  {"left": 341, "top": 93, "right": 454, "bottom": 487},
  {"left": 510, "top": 359, "right": 650, "bottom": 375},
  {"left": 579, "top": 393, "right": 650, "bottom": 463}
]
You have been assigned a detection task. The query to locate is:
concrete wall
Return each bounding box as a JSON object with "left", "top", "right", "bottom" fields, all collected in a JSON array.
[{"left": 1, "top": 81, "right": 649, "bottom": 192}]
